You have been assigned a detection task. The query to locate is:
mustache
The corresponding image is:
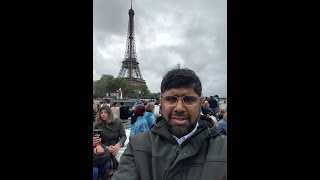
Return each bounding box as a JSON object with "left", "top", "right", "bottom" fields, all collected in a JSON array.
[{"left": 169, "top": 112, "right": 190, "bottom": 119}]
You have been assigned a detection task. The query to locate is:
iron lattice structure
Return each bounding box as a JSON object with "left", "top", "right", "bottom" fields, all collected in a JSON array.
[{"left": 118, "top": 2, "right": 145, "bottom": 85}]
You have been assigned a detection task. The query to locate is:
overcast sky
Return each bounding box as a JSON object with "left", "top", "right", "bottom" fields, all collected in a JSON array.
[{"left": 93, "top": 0, "right": 227, "bottom": 98}]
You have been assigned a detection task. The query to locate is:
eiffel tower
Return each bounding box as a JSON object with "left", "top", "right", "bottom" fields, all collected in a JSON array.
[{"left": 118, "top": 0, "right": 145, "bottom": 85}]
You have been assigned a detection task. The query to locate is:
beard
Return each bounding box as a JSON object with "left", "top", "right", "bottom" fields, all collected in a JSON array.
[{"left": 165, "top": 111, "right": 198, "bottom": 138}]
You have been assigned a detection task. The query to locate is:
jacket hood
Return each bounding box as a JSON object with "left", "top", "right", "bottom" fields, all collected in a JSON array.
[
  {"left": 198, "top": 115, "right": 215, "bottom": 128},
  {"left": 144, "top": 111, "right": 153, "bottom": 117}
]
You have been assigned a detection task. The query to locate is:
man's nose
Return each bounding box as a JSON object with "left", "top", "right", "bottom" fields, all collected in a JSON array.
[{"left": 174, "top": 98, "right": 186, "bottom": 112}]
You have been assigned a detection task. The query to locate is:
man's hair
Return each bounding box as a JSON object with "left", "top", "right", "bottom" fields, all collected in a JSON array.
[{"left": 161, "top": 68, "right": 202, "bottom": 96}]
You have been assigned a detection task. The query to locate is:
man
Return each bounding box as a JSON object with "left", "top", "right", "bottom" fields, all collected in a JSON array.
[
  {"left": 208, "top": 96, "right": 218, "bottom": 116},
  {"left": 144, "top": 102, "right": 156, "bottom": 129},
  {"left": 153, "top": 101, "right": 161, "bottom": 118},
  {"left": 119, "top": 102, "right": 130, "bottom": 120},
  {"left": 217, "top": 112, "right": 227, "bottom": 135},
  {"left": 112, "top": 68, "right": 227, "bottom": 180},
  {"left": 213, "top": 95, "right": 221, "bottom": 115},
  {"left": 133, "top": 99, "right": 144, "bottom": 108},
  {"left": 101, "top": 99, "right": 110, "bottom": 108}
]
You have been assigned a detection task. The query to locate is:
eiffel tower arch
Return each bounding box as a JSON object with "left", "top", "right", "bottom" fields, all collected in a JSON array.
[{"left": 118, "top": 0, "right": 146, "bottom": 86}]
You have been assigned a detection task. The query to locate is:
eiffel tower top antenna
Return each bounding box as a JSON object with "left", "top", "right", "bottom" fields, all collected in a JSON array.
[{"left": 131, "top": 0, "right": 132, "bottom": 9}]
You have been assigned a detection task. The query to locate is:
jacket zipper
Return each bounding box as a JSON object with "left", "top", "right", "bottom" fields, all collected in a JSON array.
[{"left": 165, "top": 144, "right": 181, "bottom": 179}]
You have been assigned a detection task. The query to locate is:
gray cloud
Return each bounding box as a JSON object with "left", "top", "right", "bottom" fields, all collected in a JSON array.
[{"left": 93, "top": 0, "right": 227, "bottom": 97}]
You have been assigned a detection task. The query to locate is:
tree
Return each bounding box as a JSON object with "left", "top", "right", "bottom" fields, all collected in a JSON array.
[
  {"left": 93, "top": 74, "right": 153, "bottom": 98},
  {"left": 137, "top": 84, "right": 150, "bottom": 98},
  {"left": 94, "top": 79, "right": 107, "bottom": 97},
  {"left": 100, "top": 74, "right": 114, "bottom": 93},
  {"left": 93, "top": 80, "right": 98, "bottom": 98}
]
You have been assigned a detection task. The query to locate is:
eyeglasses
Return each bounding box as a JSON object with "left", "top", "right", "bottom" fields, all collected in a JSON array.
[{"left": 161, "top": 95, "right": 200, "bottom": 106}]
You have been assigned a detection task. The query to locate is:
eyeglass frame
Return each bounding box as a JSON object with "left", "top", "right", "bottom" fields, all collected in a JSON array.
[{"left": 160, "top": 95, "right": 202, "bottom": 106}]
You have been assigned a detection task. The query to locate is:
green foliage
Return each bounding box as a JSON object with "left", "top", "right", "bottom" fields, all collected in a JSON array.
[
  {"left": 94, "top": 79, "right": 107, "bottom": 97},
  {"left": 136, "top": 84, "right": 150, "bottom": 98},
  {"left": 93, "top": 74, "right": 159, "bottom": 98}
]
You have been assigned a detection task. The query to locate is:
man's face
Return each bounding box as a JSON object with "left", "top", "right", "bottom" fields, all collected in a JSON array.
[{"left": 160, "top": 87, "right": 204, "bottom": 138}]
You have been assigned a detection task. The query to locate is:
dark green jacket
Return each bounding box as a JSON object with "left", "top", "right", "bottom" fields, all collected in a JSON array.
[
  {"left": 95, "top": 119, "right": 127, "bottom": 147},
  {"left": 112, "top": 116, "right": 227, "bottom": 180}
]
